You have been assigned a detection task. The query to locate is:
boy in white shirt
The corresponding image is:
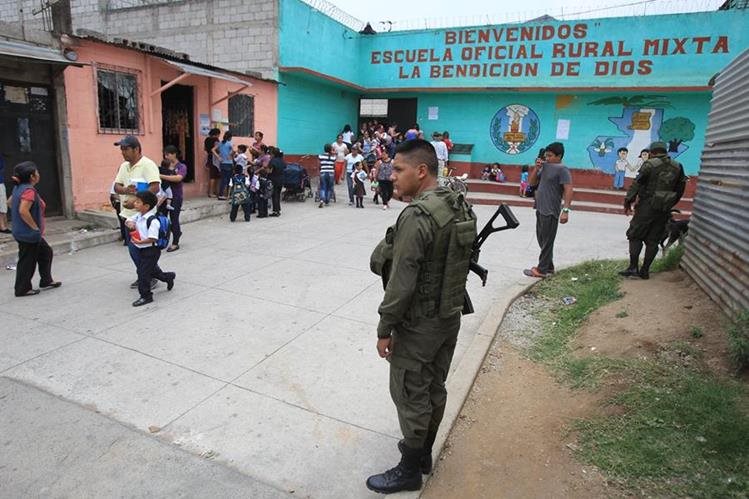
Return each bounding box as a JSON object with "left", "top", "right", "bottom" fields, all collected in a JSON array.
[
  {"left": 235, "top": 145, "right": 250, "bottom": 174},
  {"left": 126, "top": 191, "right": 176, "bottom": 307}
]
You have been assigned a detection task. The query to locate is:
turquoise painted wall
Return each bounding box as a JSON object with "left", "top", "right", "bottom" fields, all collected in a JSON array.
[
  {"left": 279, "top": 0, "right": 362, "bottom": 85},
  {"left": 359, "top": 11, "right": 749, "bottom": 89},
  {"left": 366, "top": 91, "right": 710, "bottom": 175},
  {"left": 277, "top": 73, "right": 360, "bottom": 154}
]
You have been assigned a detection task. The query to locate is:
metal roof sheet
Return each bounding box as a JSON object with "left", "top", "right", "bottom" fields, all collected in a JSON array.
[
  {"left": 163, "top": 59, "right": 251, "bottom": 87},
  {"left": 0, "top": 38, "right": 73, "bottom": 65}
]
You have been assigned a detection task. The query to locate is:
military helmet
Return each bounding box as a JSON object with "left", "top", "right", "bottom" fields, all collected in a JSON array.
[{"left": 649, "top": 141, "right": 668, "bottom": 154}]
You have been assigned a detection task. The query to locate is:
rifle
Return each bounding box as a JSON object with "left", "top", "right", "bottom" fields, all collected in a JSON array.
[{"left": 463, "top": 203, "right": 520, "bottom": 314}]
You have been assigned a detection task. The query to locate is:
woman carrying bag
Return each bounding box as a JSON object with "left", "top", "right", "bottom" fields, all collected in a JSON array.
[{"left": 11, "top": 161, "right": 61, "bottom": 297}]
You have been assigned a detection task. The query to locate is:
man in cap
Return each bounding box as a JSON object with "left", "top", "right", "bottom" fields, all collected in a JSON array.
[
  {"left": 112, "top": 135, "right": 162, "bottom": 288},
  {"left": 366, "top": 139, "right": 477, "bottom": 494},
  {"left": 619, "top": 141, "right": 687, "bottom": 279}
]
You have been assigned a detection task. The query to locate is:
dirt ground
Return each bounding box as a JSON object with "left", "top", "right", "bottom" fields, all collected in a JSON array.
[{"left": 423, "top": 269, "right": 732, "bottom": 498}]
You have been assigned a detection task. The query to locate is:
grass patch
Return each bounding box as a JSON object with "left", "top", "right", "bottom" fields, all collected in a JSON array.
[
  {"left": 651, "top": 242, "right": 685, "bottom": 273},
  {"left": 615, "top": 309, "right": 629, "bottom": 319},
  {"left": 575, "top": 365, "right": 749, "bottom": 497},
  {"left": 525, "top": 259, "right": 749, "bottom": 497},
  {"left": 727, "top": 310, "right": 749, "bottom": 371},
  {"left": 527, "top": 259, "right": 623, "bottom": 364}
]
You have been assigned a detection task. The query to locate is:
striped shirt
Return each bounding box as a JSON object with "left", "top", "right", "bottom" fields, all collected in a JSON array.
[{"left": 318, "top": 154, "right": 336, "bottom": 174}]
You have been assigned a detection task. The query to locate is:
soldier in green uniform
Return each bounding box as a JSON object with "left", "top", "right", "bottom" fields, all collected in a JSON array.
[
  {"left": 367, "top": 139, "right": 477, "bottom": 494},
  {"left": 619, "top": 141, "right": 686, "bottom": 279}
]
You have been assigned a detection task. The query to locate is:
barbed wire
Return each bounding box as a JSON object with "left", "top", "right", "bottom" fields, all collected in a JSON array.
[
  {"left": 298, "top": 0, "right": 366, "bottom": 30},
  {"left": 376, "top": 0, "right": 729, "bottom": 31}
]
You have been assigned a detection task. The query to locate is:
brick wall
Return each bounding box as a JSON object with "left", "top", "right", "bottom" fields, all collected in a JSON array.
[{"left": 0, "top": 0, "right": 279, "bottom": 79}]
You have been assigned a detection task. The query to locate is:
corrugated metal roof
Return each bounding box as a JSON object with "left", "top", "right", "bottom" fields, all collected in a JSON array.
[
  {"left": 163, "top": 59, "right": 251, "bottom": 87},
  {"left": 682, "top": 48, "right": 749, "bottom": 318},
  {"left": 0, "top": 38, "right": 73, "bottom": 65}
]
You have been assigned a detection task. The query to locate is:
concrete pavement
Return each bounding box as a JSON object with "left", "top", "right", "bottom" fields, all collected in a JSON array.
[{"left": 0, "top": 185, "right": 630, "bottom": 498}]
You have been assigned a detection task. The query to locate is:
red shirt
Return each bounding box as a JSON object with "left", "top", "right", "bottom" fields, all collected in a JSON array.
[
  {"left": 444, "top": 138, "right": 454, "bottom": 151},
  {"left": 20, "top": 188, "right": 46, "bottom": 235}
]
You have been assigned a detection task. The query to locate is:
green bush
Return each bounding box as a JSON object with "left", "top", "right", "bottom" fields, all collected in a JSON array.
[
  {"left": 651, "top": 242, "right": 686, "bottom": 273},
  {"left": 727, "top": 310, "right": 749, "bottom": 371}
]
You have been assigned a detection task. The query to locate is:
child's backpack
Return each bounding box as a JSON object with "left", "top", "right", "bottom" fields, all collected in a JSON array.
[
  {"left": 230, "top": 176, "right": 251, "bottom": 206},
  {"left": 146, "top": 213, "right": 171, "bottom": 250}
]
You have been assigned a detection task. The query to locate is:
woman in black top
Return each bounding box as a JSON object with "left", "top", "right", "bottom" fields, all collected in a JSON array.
[{"left": 268, "top": 147, "right": 286, "bottom": 217}]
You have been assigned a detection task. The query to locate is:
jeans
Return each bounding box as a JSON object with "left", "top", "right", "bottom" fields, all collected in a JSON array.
[
  {"left": 15, "top": 238, "right": 53, "bottom": 296},
  {"left": 319, "top": 172, "right": 333, "bottom": 204},
  {"left": 613, "top": 170, "right": 625, "bottom": 189},
  {"left": 218, "top": 163, "right": 233, "bottom": 197},
  {"left": 536, "top": 212, "right": 560, "bottom": 274},
  {"left": 346, "top": 171, "right": 354, "bottom": 204},
  {"left": 169, "top": 197, "right": 183, "bottom": 245}
]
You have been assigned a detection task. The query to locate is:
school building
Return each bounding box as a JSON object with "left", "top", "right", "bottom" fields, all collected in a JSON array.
[
  {"left": 2, "top": 0, "right": 749, "bottom": 215},
  {"left": 277, "top": 0, "right": 749, "bottom": 186}
]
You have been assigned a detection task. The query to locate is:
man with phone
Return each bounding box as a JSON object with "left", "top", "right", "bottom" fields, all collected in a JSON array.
[{"left": 523, "top": 142, "right": 573, "bottom": 278}]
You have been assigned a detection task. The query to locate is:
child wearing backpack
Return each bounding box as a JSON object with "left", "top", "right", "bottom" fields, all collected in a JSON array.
[
  {"left": 125, "top": 190, "right": 175, "bottom": 307},
  {"left": 228, "top": 164, "right": 253, "bottom": 222}
]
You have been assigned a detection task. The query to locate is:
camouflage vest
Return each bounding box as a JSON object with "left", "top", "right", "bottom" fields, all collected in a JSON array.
[
  {"left": 371, "top": 188, "right": 477, "bottom": 319},
  {"left": 643, "top": 156, "right": 684, "bottom": 212}
]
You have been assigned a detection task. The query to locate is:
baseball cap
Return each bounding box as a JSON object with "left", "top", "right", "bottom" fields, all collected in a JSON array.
[{"left": 114, "top": 135, "right": 141, "bottom": 148}]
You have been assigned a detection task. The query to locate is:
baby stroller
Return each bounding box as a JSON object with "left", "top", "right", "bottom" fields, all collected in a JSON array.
[{"left": 282, "top": 163, "right": 312, "bottom": 202}]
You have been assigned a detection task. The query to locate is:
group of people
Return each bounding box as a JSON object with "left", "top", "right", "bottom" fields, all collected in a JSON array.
[
  {"left": 322, "top": 122, "right": 453, "bottom": 209},
  {"left": 203, "top": 128, "right": 287, "bottom": 218}
]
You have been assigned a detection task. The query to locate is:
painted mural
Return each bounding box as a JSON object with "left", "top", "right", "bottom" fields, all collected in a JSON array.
[
  {"left": 586, "top": 95, "right": 696, "bottom": 175},
  {"left": 489, "top": 104, "right": 540, "bottom": 155}
]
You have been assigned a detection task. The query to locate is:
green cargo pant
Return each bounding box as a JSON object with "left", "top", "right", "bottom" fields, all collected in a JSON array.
[
  {"left": 388, "top": 314, "right": 461, "bottom": 449},
  {"left": 626, "top": 203, "right": 670, "bottom": 244}
]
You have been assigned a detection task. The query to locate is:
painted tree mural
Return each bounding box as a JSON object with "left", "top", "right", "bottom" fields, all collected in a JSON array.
[{"left": 658, "top": 117, "right": 696, "bottom": 153}]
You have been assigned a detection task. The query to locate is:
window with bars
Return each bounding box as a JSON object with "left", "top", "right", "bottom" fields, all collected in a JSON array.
[
  {"left": 97, "top": 69, "right": 140, "bottom": 133},
  {"left": 228, "top": 94, "right": 254, "bottom": 137}
]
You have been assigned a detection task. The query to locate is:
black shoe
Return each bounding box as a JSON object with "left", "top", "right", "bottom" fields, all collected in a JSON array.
[
  {"left": 0, "top": 228, "right": 11, "bottom": 234},
  {"left": 618, "top": 267, "right": 639, "bottom": 277},
  {"left": 399, "top": 440, "right": 432, "bottom": 474},
  {"left": 132, "top": 296, "right": 153, "bottom": 307},
  {"left": 40, "top": 281, "right": 62, "bottom": 290},
  {"left": 129, "top": 280, "right": 138, "bottom": 289},
  {"left": 639, "top": 269, "right": 650, "bottom": 280},
  {"left": 166, "top": 273, "right": 176, "bottom": 291},
  {"left": 366, "top": 444, "right": 423, "bottom": 494},
  {"left": 269, "top": 212, "right": 280, "bottom": 217}
]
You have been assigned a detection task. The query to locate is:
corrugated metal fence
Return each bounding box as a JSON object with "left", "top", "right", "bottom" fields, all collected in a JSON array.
[{"left": 682, "top": 48, "right": 749, "bottom": 318}]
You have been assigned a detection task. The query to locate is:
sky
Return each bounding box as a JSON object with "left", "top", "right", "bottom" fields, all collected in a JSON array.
[{"left": 323, "top": 0, "right": 726, "bottom": 30}]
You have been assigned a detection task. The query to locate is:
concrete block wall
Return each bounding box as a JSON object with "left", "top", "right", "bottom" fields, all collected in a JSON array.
[{"left": 0, "top": 0, "right": 279, "bottom": 79}]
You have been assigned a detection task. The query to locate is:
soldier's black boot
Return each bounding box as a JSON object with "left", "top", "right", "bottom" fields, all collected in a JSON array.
[
  {"left": 366, "top": 443, "right": 423, "bottom": 494},
  {"left": 398, "top": 438, "right": 434, "bottom": 474},
  {"left": 619, "top": 241, "right": 642, "bottom": 277},
  {"left": 639, "top": 244, "right": 659, "bottom": 279}
]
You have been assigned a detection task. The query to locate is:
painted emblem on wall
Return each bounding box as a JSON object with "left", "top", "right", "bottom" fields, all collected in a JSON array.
[
  {"left": 490, "top": 104, "right": 540, "bottom": 155},
  {"left": 586, "top": 96, "right": 695, "bottom": 176}
]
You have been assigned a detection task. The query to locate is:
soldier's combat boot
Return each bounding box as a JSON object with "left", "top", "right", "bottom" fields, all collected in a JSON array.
[
  {"left": 398, "top": 439, "right": 434, "bottom": 474},
  {"left": 366, "top": 443, "right": 423, "bottom": 494},
  {"left": 619, "top": 241, "right": 643, "bottom": 277},
  {"left": 639, "top": 244, "right": 659, "bottom": 280}
]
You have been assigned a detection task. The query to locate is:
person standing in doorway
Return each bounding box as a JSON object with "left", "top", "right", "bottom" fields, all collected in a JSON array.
[
  {"left": 112, "top": 135, "right": 161, "bottom": 289},
  {"left": 366, "top": 139, "right": 477, "bottom": 494},
  {"left": 161, "top": 145, "right": 186, "bottom": 252},
  {"left": 204, "top": 128, "right": 221, "bottom": 197},
  {"left": 10, "top": 162, "right": 61, "bottom": 297},
  {"left": 341, "top": 124, "right": 355, "bottom": 149},
  {"left": 523, "top": 142, "right": 573, "bottom": 278}
]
